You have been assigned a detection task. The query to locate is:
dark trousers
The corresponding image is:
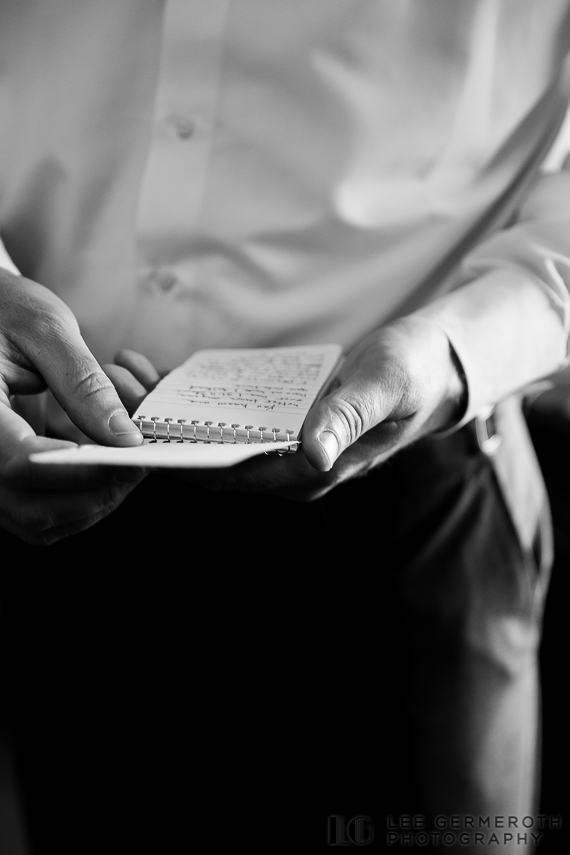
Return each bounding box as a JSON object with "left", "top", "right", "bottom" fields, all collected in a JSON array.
[{"left": 0, "top": 399, "right": 550, "bottom": 854}]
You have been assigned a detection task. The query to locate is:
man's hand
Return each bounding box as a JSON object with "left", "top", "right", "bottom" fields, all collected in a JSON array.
[
  {"left": 110, "top": 316, "right": 466, "bottom": 502},
  {"left": 303, "top": 314, "right": 466, "bottom": 469},
  {"left": 0, "top": 268, "right": 145, "bottom": 544},
  {"left": 219, "top": 314, "right": 465, "bottom": 500}
]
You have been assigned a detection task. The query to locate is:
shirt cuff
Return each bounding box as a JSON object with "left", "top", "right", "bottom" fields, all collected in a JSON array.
[{"left": 415, "top": 267, "right": 569, "bottom": 427}]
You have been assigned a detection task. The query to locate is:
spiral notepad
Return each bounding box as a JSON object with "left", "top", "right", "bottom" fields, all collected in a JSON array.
[
  {"left": 30, "top": 344, "right": 343, "bottom": 468},
  {"left": 133, "top": 343, "right": 343, "bottom": 448}
]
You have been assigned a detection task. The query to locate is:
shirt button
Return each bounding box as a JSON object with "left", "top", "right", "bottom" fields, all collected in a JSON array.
[
  {"left": 144, "top": 268, "right": 178, "bottom": 292},
  {"left": 167, "top": 112, "right": 196, "bottom": 140},
  {"left": 156, "top": 270, "right": 177, "bottom": 292}
]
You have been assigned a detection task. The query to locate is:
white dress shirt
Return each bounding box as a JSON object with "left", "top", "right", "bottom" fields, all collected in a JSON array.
[{"left": 2, "top": 0, "right": 570, "bottom": 429}]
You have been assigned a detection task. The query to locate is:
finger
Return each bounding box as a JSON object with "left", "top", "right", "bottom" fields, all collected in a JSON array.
[
  {"left": 0, "top": 402, "right": 146, "bottom": 490},
  {"left": 41, "top": 339, "right": 143, "bottom": 446},
  {"left": 114, "top": 349, "right": 160, "bottom": 391},
  {"left": 193, "top": 446, "right": 337, "bottom": 500},
  {"left": 11, "top": 288, "right": 142, "bottom": 447},
  {"left": 103, "top": 364, "right": 150, "bottom": 416},
  {"left": 8, "top": 509, "right": 112, "bottom": 546},
  {"left": 0, "top": 476, "right": 143, "bottom": 546},
  {"left": 0, "top": 362, "right": 47, "bottom": 395},
  {"left": 301, "top": 367, "right": 397, "bottom": 471}
]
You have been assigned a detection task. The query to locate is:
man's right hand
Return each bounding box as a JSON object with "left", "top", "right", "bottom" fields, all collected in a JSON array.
[{"left": 0, "top": 268, "right": 145, "bottom": 545}]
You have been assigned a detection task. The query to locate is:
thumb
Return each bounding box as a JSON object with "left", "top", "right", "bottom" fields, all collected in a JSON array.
[
  {"left": 27, "top": 324, "right": 143, "bottom": 448},
  {"left": 301, "top": 372, "right": 394, "bottom": 472}
]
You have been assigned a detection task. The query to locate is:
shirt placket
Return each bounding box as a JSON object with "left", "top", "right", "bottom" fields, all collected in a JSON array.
[{"left": 135, "top": 0, "right": 231, "bottom": 291}]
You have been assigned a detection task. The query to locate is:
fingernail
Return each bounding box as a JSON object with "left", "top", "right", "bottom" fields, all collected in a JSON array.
[
  {"left": 317, "top": 430, "right": 339, "bottom": 469},
  {"left": 109, "top": 410, "right": 140, "bottom": 438}
]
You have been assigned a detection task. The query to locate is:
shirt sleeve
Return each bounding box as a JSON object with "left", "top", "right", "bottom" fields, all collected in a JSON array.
[{"left": 416, "top": 165, "right": 570, "bottom": 425}]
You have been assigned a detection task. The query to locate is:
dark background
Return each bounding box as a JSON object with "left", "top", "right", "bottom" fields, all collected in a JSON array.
[{"left": 527, "top": 389, "right": 569, "bottom": 854}]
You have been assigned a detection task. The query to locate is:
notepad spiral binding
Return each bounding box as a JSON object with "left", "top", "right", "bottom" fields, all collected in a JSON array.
[{"left": 134, "top": 416, "right": 299, "bottom": 451}]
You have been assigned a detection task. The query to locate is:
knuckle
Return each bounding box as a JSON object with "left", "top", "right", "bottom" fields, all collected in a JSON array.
[
  {"left": 20, "top": 529, "right": 56, "bottom": 547},
  {"left": 25, "top": 506, "right": 55, "bottom": 535},
  {"left": 22, "top": 302, "right": 78, "bottom": 348},
  {"left": 330, "top": 395, "right": 367, "bottom": 444},
  {"left": 7, "top": 302, "right": 80, "bottom": 366},
  {"left": 7, "top": 504, "right": 54, "bottom": 541},
  {"left": 385, "top": 357, "right": 421, "bottom": 414},
  {"left": 72, "top": 369, "right": 116, "bottom": 404},
  {"left": 40, "top": 300, "right": 76, "bottom": 330},
  {"left": 100, "top": 481, "right": 133, "bottom": 514}
]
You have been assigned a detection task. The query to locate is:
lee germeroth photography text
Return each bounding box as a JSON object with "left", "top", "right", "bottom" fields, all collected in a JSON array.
[{"left": 384, "top": 814, "right": 562, "bottom": 848}]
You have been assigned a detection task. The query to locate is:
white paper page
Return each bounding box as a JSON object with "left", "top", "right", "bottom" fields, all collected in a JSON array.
[
  {"left": 134, "top": 344, "right": 343, "bottom": 438},
  {"left": 30, "top": 440, "right": 297, "bottom": 468}
]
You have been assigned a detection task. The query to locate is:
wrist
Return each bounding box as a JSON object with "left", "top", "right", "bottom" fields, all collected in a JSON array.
[{"left": 404, "top": 315, "right": 468, "bottom": 433}]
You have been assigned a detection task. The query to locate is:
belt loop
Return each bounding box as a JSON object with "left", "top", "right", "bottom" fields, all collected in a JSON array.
[{"left": 474, "top": 405, "right": 502, "bottom": 455}]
